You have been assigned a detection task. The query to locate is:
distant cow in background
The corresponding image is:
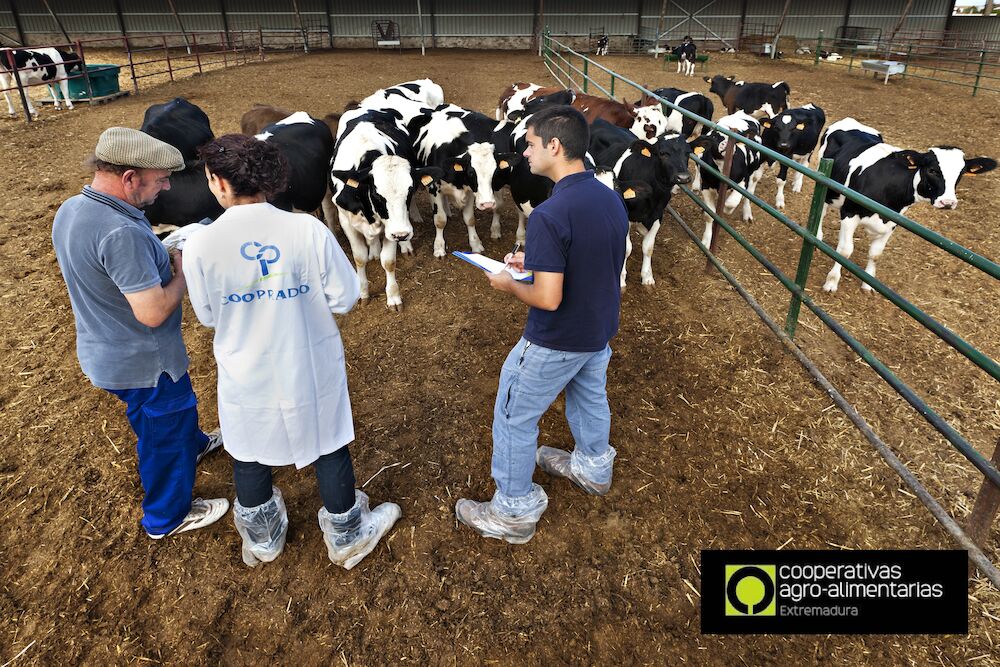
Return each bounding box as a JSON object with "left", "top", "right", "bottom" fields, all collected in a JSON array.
[
  {"left": 672, "top": 37, "right": 697, "bottom": 77},
  {"left": 760, "top": 103, "right": 826, "bottom": 209},
  {"left": 139, "top": 97, "right": 223, "bottom": 232},
  {"left": 704, "top": 75, "right": 790, "bottom": 118},
  {"left": 1, "top": 47, "right": 81, "bottom": 118},
  {"left": 596, "top": 35, "right": 610, "bottom": 56}
]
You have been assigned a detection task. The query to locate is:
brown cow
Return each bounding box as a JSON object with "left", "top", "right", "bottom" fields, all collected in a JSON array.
[
  {"left": 241, "top": 103, "right": 341, "bottom": 137},
  {"left": 495, "top": 82, "right": 566, "bottom": 120}
]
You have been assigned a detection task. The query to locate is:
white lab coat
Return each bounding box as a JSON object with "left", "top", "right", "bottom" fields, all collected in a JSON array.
[{"left": 183, "top": 203, "right": 361, "bottom": 468}]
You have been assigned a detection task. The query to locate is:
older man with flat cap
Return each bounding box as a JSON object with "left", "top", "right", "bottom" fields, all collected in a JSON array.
[{"left": 52, "top": 127, "right": 228, "bottom": 540}]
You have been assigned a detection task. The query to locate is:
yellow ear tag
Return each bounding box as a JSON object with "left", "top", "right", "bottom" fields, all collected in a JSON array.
[
  {"left": 499, "top": 160, "right": 509, "bottom": 169},
  {"left": 453, "top": 164, "right": 464, "bottom": 172},
  {"left": 346, "top": 178, "right": 359, "bottom": 188},
  {"left": 693, "top": 146, "right": 705, "bottom": 156},
  {"left": 795, "top": 122, "right": 805, "bottom": 130},
  {"left": 763, "top": 121, "right": 771, "bottom": 128},
  {"left": 420, "top": 174, "right": 433, "bottom": 185},
  {"left": 641, "top": 147, "right": 652, "bottom": 157},
  {"left": 623, "top": 188, "right": 636, "bottom": 200}
]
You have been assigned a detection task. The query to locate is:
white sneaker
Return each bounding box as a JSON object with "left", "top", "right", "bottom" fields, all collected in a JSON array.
[
  {"left": 196, "top": 429, "right": 224, "bottom": 465},
  {"left": 147, "top": 497, "right": 230, "bottom": 539}
]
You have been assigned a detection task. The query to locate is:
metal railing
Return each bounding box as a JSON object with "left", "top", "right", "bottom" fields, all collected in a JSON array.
[
  {"left": 810, "top": 30, "right": 1000, "bottom": 97},
  {"left": 542, "top": 32, "right": 1000, "bottom": 587}
]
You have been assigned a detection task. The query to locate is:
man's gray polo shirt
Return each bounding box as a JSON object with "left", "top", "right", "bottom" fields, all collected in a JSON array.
[{"left": 52, "top": 186, "right": 189, "bottom": 390}]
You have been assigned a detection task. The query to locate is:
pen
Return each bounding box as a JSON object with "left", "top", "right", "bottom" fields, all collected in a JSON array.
[{"left": 505, "top": 243, "right": 521, "bottom": 269}]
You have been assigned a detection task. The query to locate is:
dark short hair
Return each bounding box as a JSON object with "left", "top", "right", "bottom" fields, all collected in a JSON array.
[
  {"left": 198, "top": 134, "right": 289, "bottom": 198},
  {"left": 83, "top": 153, "right": 129, "bottom": 175},
  {"left": 525, "top": 105, "right": 589, "bottom": 161}
]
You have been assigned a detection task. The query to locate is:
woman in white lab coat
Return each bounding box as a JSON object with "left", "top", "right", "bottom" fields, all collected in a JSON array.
[{"left": 183, "top": 134, "right": 400, "bottom": 569}]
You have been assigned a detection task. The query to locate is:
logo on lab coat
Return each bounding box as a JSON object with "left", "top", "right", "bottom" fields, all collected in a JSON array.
[{"left": 241, "top": 241, "right": 281, "bottom": 276}]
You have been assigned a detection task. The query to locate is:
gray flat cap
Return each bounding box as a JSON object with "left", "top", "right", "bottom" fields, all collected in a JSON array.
[{"left": 95, "top": 127, "right": 185, "bottom": 171}]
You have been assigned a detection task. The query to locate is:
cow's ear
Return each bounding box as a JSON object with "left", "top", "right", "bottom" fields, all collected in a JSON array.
[
  {"left": 703, "top": 76, "right": 712, "bottom": 83},
  {"left": 496, "top": 152, "right": 520, "bottom": 170},
  {"left": 795, "top": 122, "right": 806, "bottom": 130},
  {"left": 413, "top": 166, "right": 445, "bottom": 186},
  {"left": 964, "top": 157, "right": 998, "bottom": 175},
  {"left": 762, "top": 120, "right": 772, "bottom": 129},
  {"left": 330, "top": 170, "right": 362, "bottom": 187},
  {"left": 900, "top": 150, "right": 925, "bottom": 170},
  {"left": 727, "top": 75, "right": 735, "bottom": 81},
  {"left": 630, "top": 140, "right": 654, "bottom": 158},
  {"left": 619, "top": 180, "right": 653, "bottom": 203}
]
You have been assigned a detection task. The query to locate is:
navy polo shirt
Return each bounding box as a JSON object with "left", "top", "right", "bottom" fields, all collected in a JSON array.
[{"left": 522, "top": 170, "right": 629, "bottom": 352}]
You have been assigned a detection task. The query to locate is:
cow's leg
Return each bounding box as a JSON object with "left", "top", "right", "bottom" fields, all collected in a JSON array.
[
  {"left": 320, "top": 188, "right": 339, "bottom": 234},
  {"left": 620, "top": 225, "right": 633, "bottom": 290},
  {"left": 741, "top": 170, "right": 764, "bottom": 222},
  {"left": 18, "top": 74, "right": 37, "bottom": 117},
  {"left": 691, "top": 165, "right": 703, "bottom": 192},
  {"left": 792, "top": 156, "right": 808, "bottom": 193},
  {"left": 861, "top": 220, "right": 896, "bottom": 293},
  {"left": 701, "top": 188, "right": 718, "bottom": 247},
  {"left": 722, "top": 189, "right": 743, "bottom": 216},
  {"left": 431, "top": 189, "right": 448, "bottom": 258},
  {"left": 676, "top": 60, "right": 682, "bottom": 74},
  {"left": 515, "top": 202, "right": 532, "bottom": 245},
  {"left": 775, "top": 163, "right": 789, "bottom": 210},
  {"left": 368, "top": 234, "right": 382, "bottom": 261},
  {"left": 640, "top": 220, "right": 661, "bottom": 286},
  {"left": 408, "top": 198, "right": 423, "bottom": 224},
  {"left": 816, "top": 203, "right": 829, "bottom": 242},
  {"left": 46, "top": 84, "right": 60, "bottom": 109},
  {"left": 338, "top": 210, "right": 372, "bottom": 301},
  {"left": 490, "top": 189, "right": 504, "bottom": 239},
  {"left": 442, "top": 195, "right": 453, "bottom": 219},
  {"left": 823, "top": 214, "right": 859, "bottom": 293},
  {"left": 0, "top": 73, "right": 16, "bottom": 117},
  {"left": 462, "top": 194, "right": 485, "bottom": 253},
  {"left": 58, "top": 75, "right": 73, "bottom": 110},
  {"left": 380, "top": 235, "right": 403, "bottom": 311}
]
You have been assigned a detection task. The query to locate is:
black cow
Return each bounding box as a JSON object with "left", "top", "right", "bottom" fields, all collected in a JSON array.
[
  {"left": 760, "top": 103, "right": 826, "bottom": 209},
  {"left": 643, "top": 87, "right": 714, "bottom": 138},
  {"left": 408, "top": 103, "right": 520, "bottom": 256},
  {"left": 253, "top": 111, "right": 335, "bottom": 226},
  {"left": 704, "top": 75, "right": 790, "bottom": 118},
  {"left": 590, "top": 119, "right": 692, "bottom": 287},
  {"left": 672, "top": 37, "right": 697, "bottom": 77},
  {"left": 817, "top": 117, "right": 997, "bottom": 293},
  {"left": 689, "top": 111, "right": 767, "bottom": 247},
  {"left": 0, "top": 47, "right": 80, "bottom": 117},
  {"left": 139, "top": 97, "right": 223, "bottom": 232},
  {"left": 491, "top": 115, "right": 555, "bottom": 246}
]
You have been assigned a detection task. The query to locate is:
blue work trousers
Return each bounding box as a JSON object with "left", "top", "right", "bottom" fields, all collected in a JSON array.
[
  {"left": 107, "top": 372, "right": 210, "bottom": 536},
  {"left": 491, "top": 337, "right": 614, "bottom": 501}
]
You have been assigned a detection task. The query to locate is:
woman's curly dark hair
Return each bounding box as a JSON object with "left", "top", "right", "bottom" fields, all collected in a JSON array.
[{"left": 198, "top": 134, "right": 289, "bottom": 199}]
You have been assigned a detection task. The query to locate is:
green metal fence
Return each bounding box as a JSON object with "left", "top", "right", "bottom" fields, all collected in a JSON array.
[
  {"left": 541, "top": 32, "right": 1000, "bottom": 586},
  {"left": 809, "top": 30, "right": 1000, "bottom": 97}
]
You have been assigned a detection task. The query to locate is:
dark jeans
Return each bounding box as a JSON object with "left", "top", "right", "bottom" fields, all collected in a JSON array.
[{"left": 232, "top": 446, "right": 356, "bottom": 514}]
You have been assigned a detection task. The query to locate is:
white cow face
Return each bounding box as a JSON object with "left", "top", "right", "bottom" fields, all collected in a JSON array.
[
  {"left": 465, "top": 142, "right": 498, "bottom": 210},
  {"left": 369, "top": 155, "right": 418, "bottom": 241},
  {"left": 630, "top": 104, "right": 669, "bottom": 142}
]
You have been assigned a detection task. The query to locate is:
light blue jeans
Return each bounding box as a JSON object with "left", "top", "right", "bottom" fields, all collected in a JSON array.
[{"left": 491, "top": 337, "right": 615, "bottom": 514}]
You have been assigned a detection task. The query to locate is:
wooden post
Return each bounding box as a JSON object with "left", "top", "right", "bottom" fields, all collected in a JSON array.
[
  {"left": 736, "top": 0, "right": 748, "bottom": 50},
  {"left": 290, "top": 0, "right": 309, "bottom": 53},
  {"left": 113, "top": 0, "right": 128, "bottom": 40},
  {"left": 9, "top": 0, "right": 27, "bottom": 47},
  {"left": 888, "top": 0, "right": 915, "bottom": 45},
  {"left": 164, "top": 0, "right": 192, "bottom": 50},
  {"left": 967, "top": 438, "right": 1000, "bottom": 554},
  {"left": 771, "top": 0, "right": 792, "bottom": 58},
  {"left": 654, "top": 0, "right": 667, "bottom": 58},
  {"left": 220, "top": 0, "right": 232, "bottom": 49},
  {"left": 531, "top": 0, "right": 542, "bottom": 53},
  {"left": 324, "top": 0, "right": 334, "bottom": 48},
  {"left": 39, "top": 0, "right": 72, "bottom": 44}
]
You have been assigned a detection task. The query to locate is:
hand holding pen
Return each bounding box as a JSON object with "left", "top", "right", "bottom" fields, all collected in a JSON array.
[{"left": 503, "top": 242, "right": 525, "bottom": 272}]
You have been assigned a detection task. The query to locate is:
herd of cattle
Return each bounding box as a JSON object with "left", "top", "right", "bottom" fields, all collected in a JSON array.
[{"left": 6, "top": 41, "right": 989, "bottom": 309}]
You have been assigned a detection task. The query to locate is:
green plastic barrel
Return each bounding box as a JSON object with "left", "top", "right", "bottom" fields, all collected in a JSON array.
[{"left": 66, "top": 64, "right": 121, "bottom": 99}]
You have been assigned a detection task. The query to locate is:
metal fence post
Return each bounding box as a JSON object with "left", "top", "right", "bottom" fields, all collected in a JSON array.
[
  {"left": 814, "top": 30, "right": 823, "bottom": 66},
  {"left": 973, "top": 49, "right": 986, "bottom": 96},
  {"left": 848, "top": 45, "right": 856, "bottom": 72},
  {"left": 258, "top": 25, "right": 265, "bottom": 60},
  {"left": 192, "top": 32, "right": 202, "bottom": 74},
  {"left": 76, "top": 39, "right": 95, "bottom": 105},
  {"left": 124, "top": 35, "right": 139, "bottom": 94},
  {"left": 785, "top": 157, "right": 833, "bottom": 338},
  {"left": 162, "top": 35, "right": 174, "bottom": 81},
  {"left": 706, "top": 140, "right": 736, "bottom": 267},
  {"left": 5, "top": 48, "right": 33, "bottom": 121},
  {"left": 610, "top": 73, "right": 615, "bottom": 98},
  {"left": 583, "top": 56, "right": 588, "bottom": 93},
  {"left": 902, "top": 43, "right": 912, "bottom": 79},
  {"left": 221, "top": 31, "right": 228, "bottom": 68}
]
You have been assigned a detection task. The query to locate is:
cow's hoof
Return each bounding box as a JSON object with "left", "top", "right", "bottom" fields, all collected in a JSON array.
[
  {"left": 359, "top": 294, "right": 370, "bottom": 303},
  {"left": 399, "top": 240, "right": 413, "bottom": 255},
  {"left": 433, "top": 242, "right": 446, "bottom": 258},
  {"left": 386, "top": 299, "right": 403, "bottom": 312},
  {"left": 792, "top": 184, "right": 803, "bottom": 193},
  {"left": 642, "top": 277, "right": 655, "bottom": 287},
  {"left": 775, "top": 200, "right": 785, "bottom": 210},
  {"left": 490, "top": 226, "right": 502, "bottom": 240},
  {"left": 861, "top": 283, "right": 874, "bottom": 294},
  {"left": 470, "top": 241, "right": 485, "bottom": 254},
  {"left": 822, "top": 279, "right": 839, "bottom": 293}
]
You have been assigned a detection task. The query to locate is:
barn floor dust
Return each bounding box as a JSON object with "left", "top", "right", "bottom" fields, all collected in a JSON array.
[{"left": 1, "top": 49, "right": 998, "bottom": 666}]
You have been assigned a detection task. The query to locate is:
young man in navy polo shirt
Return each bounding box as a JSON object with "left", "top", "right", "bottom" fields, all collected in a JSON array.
[{"left": 456, "top": 105, "right": 629, "bottom": 544}]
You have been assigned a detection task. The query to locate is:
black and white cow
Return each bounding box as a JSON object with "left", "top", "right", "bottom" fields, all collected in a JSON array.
[
  {"left": 760, "top": 103, "right": 826, "bottom": 209},
  {"left": 330, "top": 108, "right": 443, "bottom": 310},
  {"left": 689, "top": 111, "right": 767, "bottom": 247},
  {"left": 817, "top": 117, "right": 997, "bottom": 292},
  {"left": 361, "top": 78, "right": 444, "bottom": 109},
  {"left": 704, "top": 75, "right": 790, "bottom": 118},
  {"left": 644, "top": 87, "right": 714, "bottom": 138},
  {"left": 139, "top": 97, "right": 223, "bottom": 232},
  {"left": 492, "top": 114, "right": 555, "bottom": 245},
  {"left": 409, "top": 103, "right": 519, "bottom": 256},
  {"left": 1, "top": 47, "right": 80, "bottom": 118},
  {"left": 596, "top": 35, "right": 610, "bottom": 56},
  {"left": 254, "top": 111, "right": 335, "bottom": 227},
  {"left": 590, "top": 119, "right": 692, "bottom": 287},
  {"left": 672, "top": 37, "right": 697, "bottom": 77}
]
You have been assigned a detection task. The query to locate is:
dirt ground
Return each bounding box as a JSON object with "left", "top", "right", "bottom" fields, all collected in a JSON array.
[{"left": 1, "top": 48, "right": 999, "bottom": 665}]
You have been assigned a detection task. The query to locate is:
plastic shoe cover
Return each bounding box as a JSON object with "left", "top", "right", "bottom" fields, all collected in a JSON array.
[
  {"left": 536, "top": 445, "right": 617, "bottom": 495},
  {"left": 318, "top": 490, "right": 401, "bottom": 570},
  {"left": 455, "top": 484, "right": 548, "bottom": 544},
  {"left": 233, "top": 486, "right": 289, "bottom": 568}
]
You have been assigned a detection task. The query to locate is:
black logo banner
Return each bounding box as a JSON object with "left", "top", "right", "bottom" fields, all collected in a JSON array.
[{"left": 701, "top": 550, "right": 968, "bottom": 634}]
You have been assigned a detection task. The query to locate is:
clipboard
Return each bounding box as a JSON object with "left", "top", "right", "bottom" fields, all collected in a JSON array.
[{"left": 452, "top": 251, "right": 533, "bottom": 282}]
